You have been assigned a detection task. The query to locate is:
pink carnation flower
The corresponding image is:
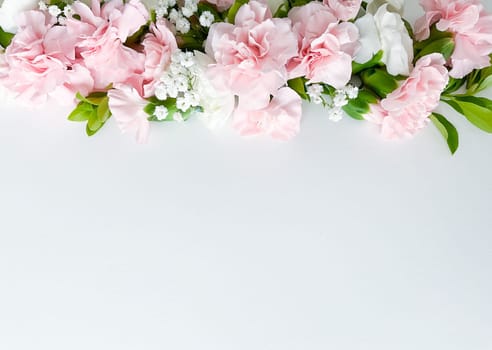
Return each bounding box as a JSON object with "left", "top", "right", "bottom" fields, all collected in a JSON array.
[
  {"left": 66, "top": 0, "right": 149, "bottom": 90},
  {"left": 324, "top": 0, "right": 362, "bottom": 21},
  {"left": 287, "top": 2, "right": 359, "bottom": 89},
  {"left": 108, "top": 84, "right": 150, "bottom": 143},
  {"left": 142, "top": 19, "right": 178, "bottom": 98},
  {"left": 365, "top": 53, "right": 449, "bottom": 139},
  {"left": 0, "top": 10, "right": 93, "bottom": 103},
  {"left": 205, "top": 1, "right": 298, "bottom": 111},
  {"left": 415, "top": 0, "right": 492, "bottom": 78},
  {"left": 203, "top": 0, "right": 234, "bottom": 11},
  {"left": 233, "top": 87, "right": 302, "bottom": 140}
]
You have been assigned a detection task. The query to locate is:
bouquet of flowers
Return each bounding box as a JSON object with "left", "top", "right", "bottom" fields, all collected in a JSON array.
[{"left": 1, "top": 0, "right": 491, "bottom": 153}]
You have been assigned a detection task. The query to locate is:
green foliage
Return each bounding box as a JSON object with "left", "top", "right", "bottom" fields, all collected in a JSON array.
[
  {"left": 0, "top": 26, "right": 14, "bottom": 49},
  {"left": 287, "top": 77, "right": 308, "bottom": 100},
  {"left": 68, "top": 92, "right": 111, "bottom": 137},
  {"left": 125, "top": 24, "right": 148, "bottom": 46},
  {"left": 466, "top": 60, "right": 492, "bottom": 94},
  {"left": 415, "top": 37, "right": 455, "bottom": 61},
  {"left": 47, "top": 0, "right": 69, "bottom": 10},
  {"left": 442, "top": 77, "right": 465, "bottom": 95},
  {"left": 352, "top": 51, "right": 383, "bottom": 75},
  {"left": 443, "top": 95, "right": 492, "bottom": 133},
  {"left": 430, "top": 113, "right": 459, "bottom": 155},
  {"left": 414, "top": 24, "right": 455, "bottom": 61},
  {"left": 342, "top": 89, "right": 378, "bottom": 120},
  {"left": 360, "top": 68, "right": 399, "bottom": 98},
  {"left": 273, "top": 2, "right": 290, "bottom": 18}
]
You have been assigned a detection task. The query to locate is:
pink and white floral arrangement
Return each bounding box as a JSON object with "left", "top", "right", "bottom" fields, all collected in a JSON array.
[{"left": 1, "top": 0, "right": 492, "bottom": 153}]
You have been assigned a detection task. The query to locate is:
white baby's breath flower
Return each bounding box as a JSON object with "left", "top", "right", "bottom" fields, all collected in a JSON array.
[
  {"left": 307, "top": 84, "right": 323, "bottom": 104},
  {"left": 344, "top": 84, "right": 359, "bottom": 99},
  {"left": 188, "top": 91, "right": 200, "bottom": 106},
  {"left": 57, "top": 16, "right": 67, "bottom": 25},
  {"left": 181, "top": 52, "right": 195, "bottom": 68},
  {"left": 176, "top": 96, "right": 191, "bottom": 111},
  {"left": 199, "top": 11, "right": 214, "bottom": 27},
  {"left": 170, "top": 62, "right": 186, "bottom": 75},
  {"left": 168, "top": 8, "right": 179, "bottom": 23},
  {"left": 155, "top": 83, "right": 168, "bottom": 100},
  {"left": 167, "top": 84, "right": 179, "bottom": 98},
  {"left": 48, "top": 5, "right": 61, "bottom": 17},
  {"left": 181, "top": 6, "right": 194, "bottom": 18},
  {"left": 154, "top": 105, "right": 169, "bottom": 120},
  {"left": 63, "top": 5, "right": 73, "bottom": 17},
  {"left": 333, "top": 91, "right": 348, "bottom": 107},
  {"left": 155, "top": 6, "right": 168, "bottom": 18},
  {"left": 328, "top": 107, "right": 344, "bottom": 122},
  {"left": 38, "top": 0, "right": 47, "bottom": 11},
  {"left": 174, "top": 75, "right": 189, "bottom": 92},
  {"left": 175, "top": 16, "right": 190, "bottom": 34},
  {"left": 181, "top": 0, "right": 197, "bottom": 18}
]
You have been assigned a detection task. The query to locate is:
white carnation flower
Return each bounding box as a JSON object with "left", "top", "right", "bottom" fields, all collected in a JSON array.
[
  {"left": 0, "top": 0, "right": 38, "bottom": 33},
  {"left": 193, "top": 51, "right": 235, "bottom": 130},
  {"left": 355, "top": 4, "right": 413, "bottom": 76}
]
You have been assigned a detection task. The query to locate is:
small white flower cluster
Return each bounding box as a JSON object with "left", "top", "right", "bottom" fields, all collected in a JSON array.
[
  {"left": 38, "top": 1, "right": 73, "bottom": 25},
  {"left": 307, "top": 83, "right": 359, "bottom": 122},
  {"left": 155, "top": 0, "right": 214, "bottom": 34},
  {"left": 153, "top": 50, "right": 202, "bottom": 122}
]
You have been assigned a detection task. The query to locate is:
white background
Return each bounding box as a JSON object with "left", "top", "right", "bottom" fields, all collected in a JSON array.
[{"left": 1, "top": 2, "right": 492, "bottom": 350}]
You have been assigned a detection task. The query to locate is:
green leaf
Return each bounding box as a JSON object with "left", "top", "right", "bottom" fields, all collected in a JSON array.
[
  {"left": 402, "top": 18, "right": 414, "bottom": 39},
  {"left": 342, "top": 89, "right": 378, "bottom": 120},
  {"left": 466, "top": 64, "right": 492, "bottom": 94},
  {"left": 96, "top": 97, "right": 111, "bottom": 123},
  {"left": 430, "top": 113, "right": 459, "bottom": 155},
  {"left": 226, "top": 0, "right": 248, "bottom": 23},
  {"left": 414, "top": 24, "right": 453, "bottom": 51},
  {"left": 86, "top": 109, "right": 104, "bottom": 136},
  {"left": 76, "top": 91, "right": 108, "bottom": 105},
  {"left": 360, "top": 68, "right": 399, "bottom": 98},
  {"left": 47, "top": 0, "right": 68, "bottom": 10},
  {"left": 67, "top": 102, "right": 94, "bottom": 122},
  {"left": 273, "top": 2, "right": 290, "bottom": 18},
  {"left": 144, "top": 102, "right": 156, "bottom": 116},
  {"left": 0, "top": 26, "right": 14, "bottom": 48},
  {"left": 352, "top": 51, "right": 384, "bottom": 75},
  {"left": 287, "top": 77, "right": 308, "bottom": 100},
  {"left": 443, "top": 77, "right": 465, "bottom": 95},
  {"left": 415, "top": 37, "right": 455, "bottom": 61},
  {"left": 443, "top": 96, "right": 492, "bottom": 133},
  {"left": 125, "top": 24, "right": 148, "bottom": 46},
  {"left": 475, "top": 75, "right": 492, "bottom": 94}
]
